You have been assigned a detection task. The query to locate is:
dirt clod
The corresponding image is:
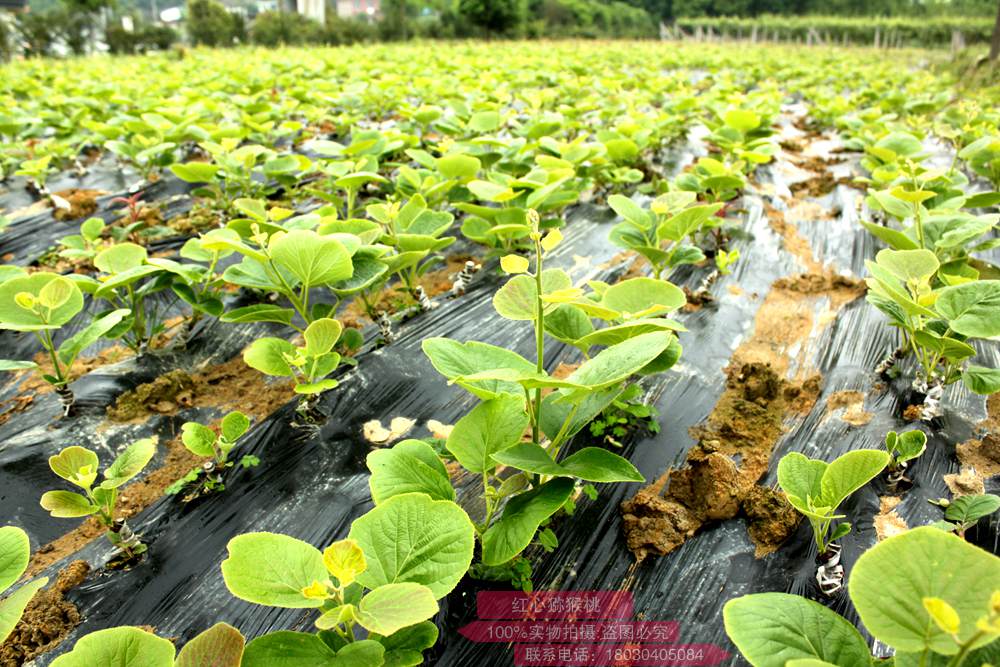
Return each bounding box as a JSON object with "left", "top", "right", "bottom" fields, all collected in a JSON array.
[
  {"left": 52, "top": 189, "right": 102, "bottom": 221},
  {"left": 874, "top": 496, "right": 908, "bottom": 542},
  {"left": 0, "top": 561, "right": 89, "bottom": 666},
  {"left": 106, "top": 370, "right": 195, "bottom": 422},
  {"left": 741, "top": 486, "right": 799, "bottom": 557}
]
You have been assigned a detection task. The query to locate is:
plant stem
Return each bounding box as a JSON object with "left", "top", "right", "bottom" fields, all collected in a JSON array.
[
  {"left": 947, "top": 630, "right": 986, "bottom": 667},
  {"left": 532, "top": 233, "right": 544, "bottom": 446}
]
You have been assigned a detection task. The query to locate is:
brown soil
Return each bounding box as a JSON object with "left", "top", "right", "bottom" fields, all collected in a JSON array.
[
  {"left": 944, "top": 467, "right": 985, "bottom": 496},
  {"left": 682, "top": 287, "right": 713, "bottom": 312},
  {"left": 766, "top": 203, "right": 821, "bottom": 274},
  {"left": 874, "top": 496, "right": 908, "bottom": 541},
  {"left": 52, "top": 189, "right": 103, "bottom": 221},
  {"left": 620, "top": 204, "right": 865, "bottom": 561},
  {"left": 825, "top": 390, "right": 874, "bottom": 427},
  {"left": 339, "top": 254, "right": 477, "bottom": 328},
  {"left": 903, "top": 404, "right": 923, "bottom": 422},
  {"left": 0, "top": 561, "right": 89, "bottom": 666},
  {"left": 107, "top": 370, "right": 196, "bottom": 422},
  {"left": 6, "top": 346, "right": 132, "bottom": 401},
  {"left": 954, "top": 394, "right": 1000, "bottom": 485},
  {"left": 742, "top": 486, "right": 799, "bottom": 557},
  {"left": 727, "top": 284, "right": 744, "bottom": 297},
  {"left": 166, "top": 206, "right": 221, "bottom": 235},
  {"left": 621, "top": 362, "right": 812, "bottom": 561}
]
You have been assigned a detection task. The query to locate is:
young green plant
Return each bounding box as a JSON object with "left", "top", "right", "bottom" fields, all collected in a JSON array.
[
  {"left": 166, "top": 411, "right": 257, "bottom": 499},
  {"left": 40, "top": 439, "right": 157, "bottom": 561}
]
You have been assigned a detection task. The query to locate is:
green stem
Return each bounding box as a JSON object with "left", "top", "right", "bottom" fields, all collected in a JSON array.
[
  {"left": 947, "top": 630, "right": 985, "bottom": 667},
  {"left": 532, "top": 235, "right": 544, "bottom": 446},
  {"left": 38, "top": 329, "right": 66, "bottom": 386}
]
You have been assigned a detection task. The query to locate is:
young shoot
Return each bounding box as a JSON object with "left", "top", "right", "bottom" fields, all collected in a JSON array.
[
  {"left": 40, "top": 439, "right": 157, "bottom": 560},
  {"left": 778, "top": 449, "right": 889, "bottom": 594},
  {"left": 931, "top": 494, "right": 1000, "bottom": 539},
  {"left": 166, "top": 411, "right": 257, "bottom": 499},
  {"left": 0, "top": 271, "right": 129, "bottom": 415}
]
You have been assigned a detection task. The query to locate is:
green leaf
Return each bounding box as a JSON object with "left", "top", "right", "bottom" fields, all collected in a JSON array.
[
  {"left": 170, "top": 162, "right": 220, "bottom": 183},
  {"left": 57, "top": 308, "right": 130, "bottom": 367},
  {"left": 49, "top": 446, "right": 99, "bottom": 488},
  {"left": 963, "top": 365, "right": 1000, "bottom": 395},
  {"left": 850, "top": 526, "right": 1000, "bottom": 654},
  {"left": 304, "top": 319, "right": 342, "bottom": 356},
  {"left": 221, "top": 532, "right": 327, "bottom": 608},
  {"left": 936, "top": 281, "right": 1000, "bottom": 338},
  {"left": 49, "top": 627, "right": 175, "bottom": 667},
  {"left": 0, "top": 527, "right": 29, "bottom": 593},
  {"left": 875, "top": 248, "right": 939, "bottom": 284},
  {"left": 724, "top": 109, "right": 761, "bottom": 132},
  {"left": 491, "top": 443, "right": 643, "bottom": 483},
  {"left": 94, "top": 243, "right": 148, "bottom": 274},
  {"left": 220, "top": 304, "right": 296, "bottom": 326},
  {"left": 436, "top": 154, "right": 480, "bottom": 180},
  {"left": 601, "top": 277, "right": 685, "bottom": 317},
  {"left": 859, "top": 220, "right": 919, "bottom": 250},
  {"left": 349, "top": 493, "right": 475, "bottom": 599},
  {"left": 819, "top": 449, "right": 890, "bottom": 509},
  {"left": 446, "top": 394, "right": 529, "bottom": 474},
  {"left": 40, "top": 490, "right": 96, "bottom": 518},
  {"left": 608, "top": 194, "right": 652, "bottom": 228},
  {"left": 0, "top": 577, "right": 48, "bottom": 645},
  {"left": 244, "top": 338, "right": 296, "bottom": 378},
  {"left": 374, "top": 620, "right": 439, "bottom": 667},
  {"left": 242, "top": 632, "right": 384, "bottom": 667},
  {"left": 356, "top": 583, "right": 438, "bottom": 635},
  {"left": 468, "top": 110, "right": 500, "bottom": 133},
  {"left": 175, "top": 622, "right": 245, "bottom": 667},
  {"left": 481, "top": 478, "right": 574, "bottom": 566},
  {"left": 269, "top": 230, "right": 353, "bottom": 288},
  {"left": 220, "top": 412, "right": 251, "bottom": 443},
  {"left": 181, "top": 422, "right": 217, "bottom": 457},
  {"left": 367, "top": 439, "right": 455, "bottom": 504},
  {"left": 421, "top": 338, "right": 535, "bottom": 400},
  {"left": 945, "top": 494, "right": 1000, "bottom": 524},
  {"left": 0, "top": 360, "right": 38, "bottom": 371},
  {"left": 723, "top": 593, "right": 873, "bottom": 667},
  {"left": 0, "top": 273, "right": 84, "bottom": 330},
  {"left": 888, "top": 430, "right": 927, "bottom": 464},
  {"left": 559, "top": 331, "right": 672, "bottom": 398},
  {"left": 102, "top": 438, "right": 157, "bottom": 489},
  {"left": 493, "top": 269, "right": 572, "bottom": 322}
]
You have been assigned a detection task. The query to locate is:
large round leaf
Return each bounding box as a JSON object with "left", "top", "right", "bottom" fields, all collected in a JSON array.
[
  {"left": 0, "top": 273, "right": 84, "bottom": 330},
  {"left": 367, "top": 439, "right": 455, "bottom": 504},
  {"left": 850, "top": 526, "right": 1000, "bottom": 654},
  {"left": 936, "top": 280, "right": 1000, "bottom": 338},
  {"left": 49, "top": 627, "right": 175, "bottom": 667},
  {"left": 221, "top": 532, "right": 327, "bottom": 608},
  {"left": 348, "top": 493, "right": 474, "bottom": 599},
  {"left": 601, "top": 277, "right": 685, "bottom": 317},
  {"left": 0, "top": 527, "right": 29, "bottom": 593},
  {"left": 269, "top": 230, "right": 353, "bottom": 288},
  {"left": 723, "top": 593, "right": 872, "bottom": 667},
  {"left": 445, "top": 394, "right": 529, "bottom": 474},
  {"left": 175, "top": 623, "right": 245, "bottom": 667}
]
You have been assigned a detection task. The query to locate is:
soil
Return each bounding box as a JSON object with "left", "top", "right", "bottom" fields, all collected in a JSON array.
[
  {"left": 954, "top": 393, "right": 1000, "bottom": 486},
  {"left": 742, "top": 486, "right": 799, "bottom": 557},
  {"left": 682, "top": 287, "right": 713, "bottom": 312},
  {"left": 825, "top": 390, "right": 874, "bottom": 426},
  {"left": 51, "top": 189, "right": 104, "bottom": 222},
  {"left": 903, "top": 404, "right": 923, "bottom": 422},
  {"left": 0, "top": 561, "right": 89, "bottom": 666},
  {"left": 621, "top": 362, "right": 812, "bottom": 561},
  {"left": 874, "top": 496, "right": 908, "bottom": 541},
  {"left": 620, "top": 204, "right": 866, "bottom": 561},
  {"left": 166, "top": 206, "right": 222, "bottom": 235},
  {"left": 944, "top": 466, "right": 986, "bottom": 497},
  {"left": 106, "top": 353, "right": 296, "bottom": 424},
  {"left": 9, "top": 345, "right": 132, "bottom": 399},
  {"left": 106, "top": 369, "right": 196, "bottom": 422}
]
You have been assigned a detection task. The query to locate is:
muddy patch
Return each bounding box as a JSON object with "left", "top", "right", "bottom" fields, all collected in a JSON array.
[
  {"left": 620, "top": 213, "right": 865, "bottom": 560},
  {"left": 106, "top": 369, "right": 196, "bottom": 422},
  {"left": 954, "top": 394, "right": 1000, "bottom": 488},
  {"left": 0, "top": 560, "right": 89, "bottom": 666},
  {"left": 51, "top": 189, "right": 104, "bottom": 222},
  {"left": 825, "top": 390, "right": 873, "bottom": 427},
  {"left": 874, "top": 496, "right": 908, "bottom": 541},
  {"left": 621, "top": 362, "right": 812, "bottom": 561}
]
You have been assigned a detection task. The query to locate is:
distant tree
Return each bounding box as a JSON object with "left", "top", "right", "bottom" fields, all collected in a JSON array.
[
  {"left": 458, "top": 0, "right": 525, "bottom": 35},
  {"left": 990, "top": 0, "right": 999, "bottom": 60},
  {"left": 187, "top": 0, "right": 235, "bottom": 46}
]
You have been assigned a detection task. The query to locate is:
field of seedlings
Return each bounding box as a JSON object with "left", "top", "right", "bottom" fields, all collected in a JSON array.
[{"left": 0, "top": 40, "right": 999, "bottom": 667}]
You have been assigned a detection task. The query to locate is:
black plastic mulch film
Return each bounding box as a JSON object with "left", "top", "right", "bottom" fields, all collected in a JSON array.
[{"left": 0, "top": 110, "right": 996, "bottom": 667}]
